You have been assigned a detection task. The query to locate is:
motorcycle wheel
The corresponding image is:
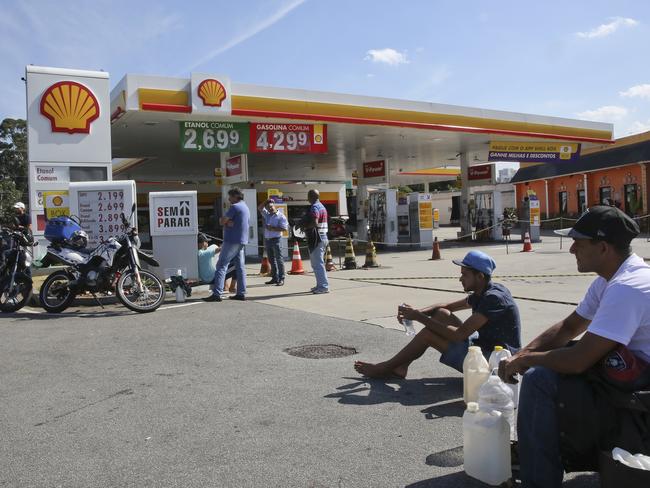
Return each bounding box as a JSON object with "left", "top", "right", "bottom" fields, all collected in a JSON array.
[
  {"left": 116, "top": 269, "right": 165, "bottom": 313},
  {"left": 39, "top": 270, "right": 76, "bottom": 313},
  {"left": 0, "top": 275, "right": 33, "bottom": 313}
]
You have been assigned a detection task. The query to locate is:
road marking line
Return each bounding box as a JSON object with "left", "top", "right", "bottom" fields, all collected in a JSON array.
[{"left": 160, "top": 302, "right": 204, "bottom": 311}]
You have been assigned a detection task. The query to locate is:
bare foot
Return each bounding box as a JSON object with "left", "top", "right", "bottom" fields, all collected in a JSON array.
[{"left": 354, "top": 361, "right": 407, "bottom": 379}]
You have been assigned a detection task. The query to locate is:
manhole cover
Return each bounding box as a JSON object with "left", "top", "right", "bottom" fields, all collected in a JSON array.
[{"left": 284, "top": 344, "right": 357, "bottom": 359}]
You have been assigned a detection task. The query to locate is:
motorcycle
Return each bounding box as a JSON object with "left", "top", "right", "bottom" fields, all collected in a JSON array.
[
  {"left": 0, "top": 226, "right": 34, "bottom": 312},
  {"left": 39, "top": 205, "right": 166, "bottom": 313}
]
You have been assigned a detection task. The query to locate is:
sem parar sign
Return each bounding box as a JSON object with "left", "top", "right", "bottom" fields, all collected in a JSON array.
[{"left": 148, "top": 191, "right": 198, "bottom": 237}]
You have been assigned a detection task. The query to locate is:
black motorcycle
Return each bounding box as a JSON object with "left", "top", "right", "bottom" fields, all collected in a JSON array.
[
  {"left": 0, "top": 227, "right": 34, "bottom": 313},
  {"left": 39, "top": 205, "right": 165, "bottom": 313}
]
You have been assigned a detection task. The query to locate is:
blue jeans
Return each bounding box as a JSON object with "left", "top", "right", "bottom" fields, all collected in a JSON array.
[
  {"left": 265, "top": 237, "right": 284, "bottom": 281},
  {"left": 517, "top": 366, "right": 563, "bottom": 488},
  {"left": 212, "top": 242, "right": 246, "bottom": 296},
  {"left": 309, "top": 239, "right": 328, "bottom": 290}
]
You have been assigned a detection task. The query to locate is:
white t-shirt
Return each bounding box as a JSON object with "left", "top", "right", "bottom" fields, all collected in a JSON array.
[{"left": 576, "top": 254, "right": 650, "bottom": 362}]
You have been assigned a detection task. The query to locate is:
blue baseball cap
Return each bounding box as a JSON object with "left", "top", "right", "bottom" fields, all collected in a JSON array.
[{"left": 452, "top": 250, "right": 496, "bottom": 276}]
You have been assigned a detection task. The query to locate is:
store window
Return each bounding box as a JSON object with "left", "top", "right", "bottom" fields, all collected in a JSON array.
[
  {"left": 624, "top": 184, "right": 639, "bottom": 215},
  {"left": 577, "top": 189, "right": 586, "bottom": 214},
  {"left": 558, "top": 191, "right": 568, "bottom": 215},
  {"left": 599, "top": 186, "right": 612, "bottom": 206}
]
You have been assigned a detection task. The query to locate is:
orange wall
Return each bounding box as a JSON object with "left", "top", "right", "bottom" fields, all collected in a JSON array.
[{"left": 515, "top": 163, "right": 646, "bottom": 218}]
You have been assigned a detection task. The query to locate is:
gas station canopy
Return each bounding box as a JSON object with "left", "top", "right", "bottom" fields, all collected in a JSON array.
[{"left": 110, "top": 73, "right": 614, "bottom": 182}]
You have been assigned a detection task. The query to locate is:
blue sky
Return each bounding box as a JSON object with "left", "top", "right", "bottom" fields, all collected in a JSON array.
[{"left": 2, "top": 0, "right": 650, "bottom": 137}]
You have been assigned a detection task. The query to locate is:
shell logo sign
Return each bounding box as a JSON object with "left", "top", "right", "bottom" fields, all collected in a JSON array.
[
  {"left": 197, "top": 79, "right": 226, "bottom": 107},
  {"left": 40, "top": 81, "right": 100, "bottom": 134}
]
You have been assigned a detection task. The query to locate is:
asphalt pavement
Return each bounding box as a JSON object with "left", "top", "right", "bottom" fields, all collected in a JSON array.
[{"left": 4, "top": 230, "right": 647, "bottom": 486}]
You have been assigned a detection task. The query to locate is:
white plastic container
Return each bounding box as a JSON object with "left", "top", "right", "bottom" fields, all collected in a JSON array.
[
  {"left": 488, "top": 346, "right": 519, "bottom": 408},
  {"left": 478, "top": 373, "right": 516, "bottom": 440},
  {"left": 463, "top": 346, "right": 490, "bottom": 404},
  {"left": 463, "top": 402, "right": 511, "bottom": 486}
]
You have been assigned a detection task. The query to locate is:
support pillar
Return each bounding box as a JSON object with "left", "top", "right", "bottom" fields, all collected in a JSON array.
[
  {"left": 583, "top": 173, "right": 588, "bottom": 208},
  {"left": 356, "top": 148, "right": 368, "bottom": 242},
  {"left": 460, "top": 152, "right": 471, "bottom": 236},
  {"left": 544, "top": 179, "right": 550, "bottom": 219},
  {"left": 640, "top": 162, "right": 648, "bottom": 215}
]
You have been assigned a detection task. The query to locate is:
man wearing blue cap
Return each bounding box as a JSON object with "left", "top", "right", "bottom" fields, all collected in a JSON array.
[{"left": 354, "top": 250, "right": 521, "bottom": 378}]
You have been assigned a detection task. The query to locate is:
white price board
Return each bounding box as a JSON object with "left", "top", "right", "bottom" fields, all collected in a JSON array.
[{"left": 69, "top": 180, "right": 137, "bottom": 247}]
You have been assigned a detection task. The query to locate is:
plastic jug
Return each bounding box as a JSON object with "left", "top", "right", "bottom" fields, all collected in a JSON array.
[
  {"left": 463, "top": 346, "right": 490, "bottom": 404},
  {"left": 478, "top": 372, "right": 516, "bottom": 440},
  {"left": 488, "top": 346, "right": 519, "bottom": 408},
  {"left": 463, "top": 402, "right": 511, "bottom": 486}
]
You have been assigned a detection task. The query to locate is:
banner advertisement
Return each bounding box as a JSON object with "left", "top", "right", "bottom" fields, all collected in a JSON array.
[{"left": 488, "top": 141, "right": 581, "bottom": 163}]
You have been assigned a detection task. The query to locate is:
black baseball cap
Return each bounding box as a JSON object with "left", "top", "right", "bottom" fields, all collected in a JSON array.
[
  {"left": 554, "top": 205, "right": 639, "bottom": 244},
  {"left": 197, "top": 233, "right": 208, "bottom": 244}
]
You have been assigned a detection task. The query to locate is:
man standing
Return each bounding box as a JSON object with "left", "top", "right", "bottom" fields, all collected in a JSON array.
[
  {"left": 203, "top": 188, "right": 250, "bottom": 302},
  {"left": 500, "top": 206, "right": 650, "bottom": 488},
  {"left": 258, "top": 198, "right": 289, "bottom": 286},
  {"left": 13, "top": 202, "right": 31, "bottom": 232},
  {"left": 300, "top": 189, "right": 329, "bottom": 294},
  {"left": 355, "top": 250, "right": 521, "bottom": 378}
]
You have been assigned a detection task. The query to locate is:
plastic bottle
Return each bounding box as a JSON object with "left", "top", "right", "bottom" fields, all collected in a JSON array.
[
  {"left": 463, "top": 402, "right": 511, "bottom": 485},
  {"left": 488, "top": 346, "right": 519, "bottom": 408},
  {"left": 463, "top": 346, "right": 490, "bottom": 404},
  {"left": 400, "top": 303, "right": 416, "bottom": 336},
  {"left": 478, "top": 372, "right": 516, "bottom": 440}
]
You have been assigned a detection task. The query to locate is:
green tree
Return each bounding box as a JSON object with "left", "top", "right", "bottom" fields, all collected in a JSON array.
[{"left": 0, "top": 118, "right": 28, "bottom": 220}]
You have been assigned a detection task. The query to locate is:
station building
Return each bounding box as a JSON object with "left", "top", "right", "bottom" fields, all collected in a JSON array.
[{"left": 26, "top": 66, "right": 615, "bottom": 255}]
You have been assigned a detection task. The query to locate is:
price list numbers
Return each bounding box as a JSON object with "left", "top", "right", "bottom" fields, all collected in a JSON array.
[
  {"left": 250, "top": 123, "right": 327, "bottom": 154},
  {"left": 180, "top": 121, "right": 249, "bottom": 153},
  {"left": 77, "top": 190, "right": 128, "bottom": 246}
]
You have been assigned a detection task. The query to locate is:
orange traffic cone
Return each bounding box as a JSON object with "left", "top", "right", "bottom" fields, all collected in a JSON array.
[
  {"left": 522, "top": 232, "right": 533, "bottom": 252},
  {"left": 429, "top": 237, "right": 441, "bottom": 260},
  {"left": 259, "top": 250, "right": 271, "bottom": 276},
  {"left": 288, "top": 242, "right": 305, "bottom": 275},
  {"left": 325, "top": 244, "right": 337, "bottom": 272}
]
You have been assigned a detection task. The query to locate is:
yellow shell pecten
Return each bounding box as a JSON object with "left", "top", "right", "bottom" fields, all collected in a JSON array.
[
  {"left": 198, "top": 79, "right": 226, "bottom": 107},
  {"left": 40, "top": 81, "right": 100, "bottom": 134}
]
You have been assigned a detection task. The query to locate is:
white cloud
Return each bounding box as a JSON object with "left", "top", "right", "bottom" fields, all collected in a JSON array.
[
  {"left": 625, "top": 119, "right": 650, "bottom": 135},
  {"left": 577, "top": 105, "right": 628, "bottom": 122},
  {"left": 364, "top": 48, "right": 409, "bottom": 66},
  {"left": 178, "top": 0, "right": 306, "bottom": 75},
  {"left": 576, "top": 17, "right": 638, "bottom": 39},
  {"left": 620, "top": 84, "right": 650, "bottom": 100}
]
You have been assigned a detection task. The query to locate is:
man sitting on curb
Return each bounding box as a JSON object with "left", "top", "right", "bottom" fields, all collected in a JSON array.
[
  {"left": 354, "top": 250, "right": 521, "bottom": 378},
  {"left": 499, "top": 205, "right": 650, "bottom": 488},
  {"left": 197, "top": 233, "right": 236, "bottom": 294}
]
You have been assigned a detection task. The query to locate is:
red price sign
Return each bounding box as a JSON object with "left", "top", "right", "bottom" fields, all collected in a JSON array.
[{"left": 249, "top": 123, "right": 327, "bottom": 153}]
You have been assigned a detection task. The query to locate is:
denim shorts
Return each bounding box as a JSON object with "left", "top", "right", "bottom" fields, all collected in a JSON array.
[{"left": 439, "top": 332, "right": 480, "bottom": 373}]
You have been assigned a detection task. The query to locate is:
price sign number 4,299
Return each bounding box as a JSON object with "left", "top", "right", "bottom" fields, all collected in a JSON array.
[
  {"left": 183, "top": 128, "right": 240, "bottom": 151},
  {"left": 256, "top": 130, "right": 308, "bottom": 151}
]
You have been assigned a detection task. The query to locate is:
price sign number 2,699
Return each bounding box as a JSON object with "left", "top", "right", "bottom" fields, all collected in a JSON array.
[
  {"left": 180, "top": 122, "right": 248, "bottom": 152},
  {"left": 184, "top": 128, "right": 239, "bottom": 150}
]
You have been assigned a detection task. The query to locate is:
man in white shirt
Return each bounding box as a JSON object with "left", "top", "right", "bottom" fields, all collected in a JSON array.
[
  {"left": 500, "top": 205, "right": 649, "bottom": 488},
  {"left": 258, "top": 199, "right": 289, "bottom": 286}
]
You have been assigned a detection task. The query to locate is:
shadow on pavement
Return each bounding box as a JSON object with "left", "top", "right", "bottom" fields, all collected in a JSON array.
[
  {"left": 326, "top": 376, "right": 463, "bottom": 410},
  {"left": 407, "top": 471, "right": 599, "bottom": 487}
]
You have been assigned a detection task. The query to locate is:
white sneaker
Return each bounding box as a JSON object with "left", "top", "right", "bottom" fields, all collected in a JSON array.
[{"left": 312, "top": 288, "right": 330, "bottom": 294}]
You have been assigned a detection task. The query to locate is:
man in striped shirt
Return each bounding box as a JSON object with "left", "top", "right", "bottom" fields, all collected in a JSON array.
[{"left": 299, "top": 189, "right": 329, "bottom": 294}]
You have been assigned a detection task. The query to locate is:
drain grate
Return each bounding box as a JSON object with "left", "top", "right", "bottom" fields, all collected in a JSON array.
[{"left": 284, "top": 344, "right": 357, "bottom": 359}]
